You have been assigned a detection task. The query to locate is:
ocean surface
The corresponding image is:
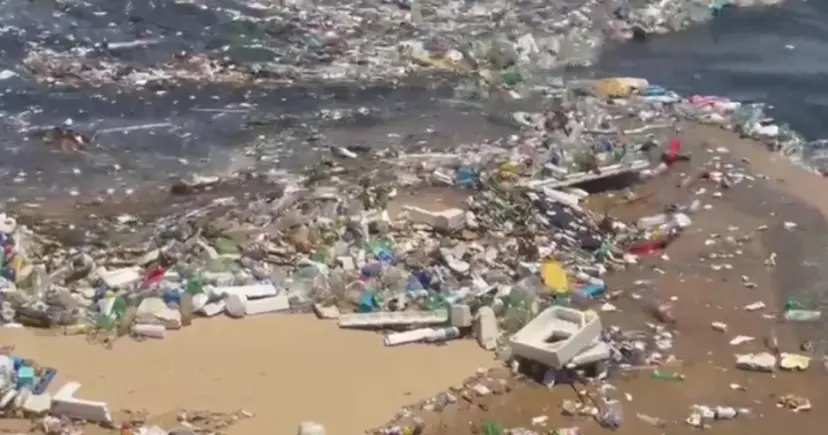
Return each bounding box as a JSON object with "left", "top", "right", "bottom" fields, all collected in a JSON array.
[
  {"left": 0, "top": 0, "right": 823, "bottom": 201},
  {"left": 0, "top": 0, "right": 466, "bottom": 200},
  {"left": 596, "top": 0, "right": 828, "bottom": 167}
]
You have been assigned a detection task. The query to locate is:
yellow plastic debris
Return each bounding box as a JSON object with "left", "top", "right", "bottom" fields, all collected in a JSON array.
[
  {"left": 498, "top": 161, "right": 519, "bottom": 181},
  {"left": 410, "top": 53, "right": 464, "bottom": 72},
  {"left": 593, "top": 77, "right": 649, "bottom": 98},
  {"left": 540, "top": 259, "right": 569, "bottom": 294}
]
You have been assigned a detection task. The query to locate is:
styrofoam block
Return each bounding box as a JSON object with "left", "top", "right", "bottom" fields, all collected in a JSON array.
[
  {"left": 191, "top": 293, "right": 209, "bottom": 312},
  {"left": 246, "top": 293, "right": 290, "bottom": 315},
  {"left": 313, "top": 304, "right": 340, "bottom": 319},
  {"left": 475, "top": 307, "right": 498, "bottom": 350},
  {"left": 132, "top": 323, "right": 166, "bottom": 339},
  {"left": 338, "top": 310, "right": 449, "bottom": 328},
  {"left": 200, "top": 301, "right": 226, "bottom": 317},
  {"left": 51, "top": 382, "right": 113, "bottom": 424},
  {"left": 567, "top": 341, "right": 611, "bottom": 368},
  {"left": 297, "top": 422, "right": 326, "bottom": 435},
  {"left": 22, "top": 392, "right": 51, "bottom": 415},
  {"left": 225, "top": 294, "right": 247, "bottom": 318},
  {"left": 449, "top": 304, "right": 473, "bottom": 328},
  {"left": 385, "top": 328, "right": 434, "bottom": 346},
  {"left": 210, "top": 283, "right": 277, "bottom": 299},
  {"left": 525, "top": 160, "right": 649, "bottom": 189},
  {"left": 541, "top": 187, "right": 583, "bottom": 211},
  {"left": 0, "top": 389, "right": 16, "bottom": 408},
  {"left": 509, "top": 306, "right": 602, "bottom": 369},
  {"left": 98, "top": 267, "right": 142, "bottom": 288},
  {"left": 403, "top": 206, "right": 465, "bottom": 231}
]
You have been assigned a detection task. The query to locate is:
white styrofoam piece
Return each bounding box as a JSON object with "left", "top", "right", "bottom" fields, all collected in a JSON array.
[
  {"left": 210, "top": 283, "right": 278, "bottom": 299},
  {"left": 0, "top": 389, "right": 15, "bottom": 408},
  {"left": 132, "top": 323, "right": 166, "bottom": 339},
  {"left": 338, "top": 310, "right": 449, "bottom": 328},
  {"left": 98, "top": 267, "right": 142, "bottom": 288},
  {"left": 541, "top": 187, "right": 583, "bottom": 211},
  {"left": 509, "top": 306, "right": 602, "bottom": 369},
  {"left": 51, "top": 382, "right": 113, "bottom": 424},
  {"left": 191, "top": 293, "right": 209, "bottom": 312},
  {"left": 475, "top": 306, "right": 498, "bottom": 350},
  {"left": 200, "top": 301, "right": 226, "bottom": 317},
  {"left": 385, "top": 328, "right": 434, "bottom": 346},
  {"left": 525, "top": 160, "right": 649, "bottom": 189},
  {"left": 567, "top": 341, "right": 612, "bottom": 368},
  {"left": 313, "top": 304, "right": 341, "bottom": 319},
  {"left": 245, "top": 293, "right": 291, "bottom": 315},
  {"left": 21, "top": 392, "right": 51, "bottom": 415},
  {"left": 403, "top": 206, "right": 465, "bottom": 231},
  {"left": 297, "top": 422, "right": 327, "bottom": 435},
  {"left": 225, "top": 294, "right": 247, "bottom": 318},
  {"left": 449, "top": 304, "right": 473, "bottom": 328}
]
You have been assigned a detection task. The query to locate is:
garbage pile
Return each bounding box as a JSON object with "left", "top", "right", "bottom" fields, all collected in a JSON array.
[
  {"left": 2, "top": 68, "right": 814, "bottom": 431},
  {"left": 0, "top": 70, "right": 750, "bottom": 351},
  {"left": 0, "top": 77, "right": 708, "bottom": 346},
  {"left": 15, "top": 0, "right": 762, "bottom": 92}
]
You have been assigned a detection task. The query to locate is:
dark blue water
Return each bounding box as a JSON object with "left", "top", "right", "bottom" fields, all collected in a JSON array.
[
  {"left": 596, "top": 0, "right": 828, "bottom": 164},
  {"left": 0, "top": 0, "right": 473, "bottom": 198}
]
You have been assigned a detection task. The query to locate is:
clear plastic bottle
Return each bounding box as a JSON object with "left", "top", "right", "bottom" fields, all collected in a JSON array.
[{"left": 598, "top": 400, "right": 623, "bottom": 429}]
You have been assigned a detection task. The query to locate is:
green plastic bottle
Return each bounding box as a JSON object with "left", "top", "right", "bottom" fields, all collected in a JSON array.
[
  {"left": 500, "top": 71, "right": 520, "bottom": 87},
  {"left": 481, "top": 421, "right": 503, "bottom": 435},
  {"left": 651, "top": 370, "right": 684, "bottom": 381},
  {"left": 111, "top": 295, "right": 127, "bottom": 320},
  {"left": 186, "top": 276, "right": 204, "bottom": 295}
]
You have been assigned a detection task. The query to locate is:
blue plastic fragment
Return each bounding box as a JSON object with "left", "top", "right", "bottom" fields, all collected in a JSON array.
[
  {"left": 16, "top": 366, "right": 35, "bottom": 389},
  {"left": 32, "top": 368, "right": 57, "bottom": 395}
]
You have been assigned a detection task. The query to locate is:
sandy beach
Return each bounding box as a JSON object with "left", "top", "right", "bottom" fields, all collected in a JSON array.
[{"left": 0, "top": 314, "right": 495, "bottom": 434}]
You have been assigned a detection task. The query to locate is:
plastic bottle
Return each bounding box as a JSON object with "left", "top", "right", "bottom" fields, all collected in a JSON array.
[
  {"left": 783, "top": 309, "right": 822, "bottom": 322},
  {"left": 186, "top": 276, "right": 204, "bottom": 295},
  {"left": 651, "top": 370, "right": 684, "bottom": 381},
  {"left": 368, "top": 239, "right": 395, "bottom": 264},
  {"left": 424, "top": 291, "right": 447, "bottom": 311},
  {"left": 500, "top": 70, "right": 520, "bottom": 87},
  {"left": 456, "top": 167, "right": 477, "bottom": 188},
  {"left": 480, "top": 421, "right": 503, "bottom": 435},
  {"left": 111, "top": 295, "right": 128, "bottom": 319},
  {"left": 598, "top": 401, "right": 623, "bottom": 429},
  {"left": 425, "top": 327, "right": 460, "bottom": 342}
]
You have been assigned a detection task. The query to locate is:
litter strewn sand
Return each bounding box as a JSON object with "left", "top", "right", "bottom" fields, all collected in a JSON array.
[{"left": 0, "top": 315, "right": 496, "bottom": 433}]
